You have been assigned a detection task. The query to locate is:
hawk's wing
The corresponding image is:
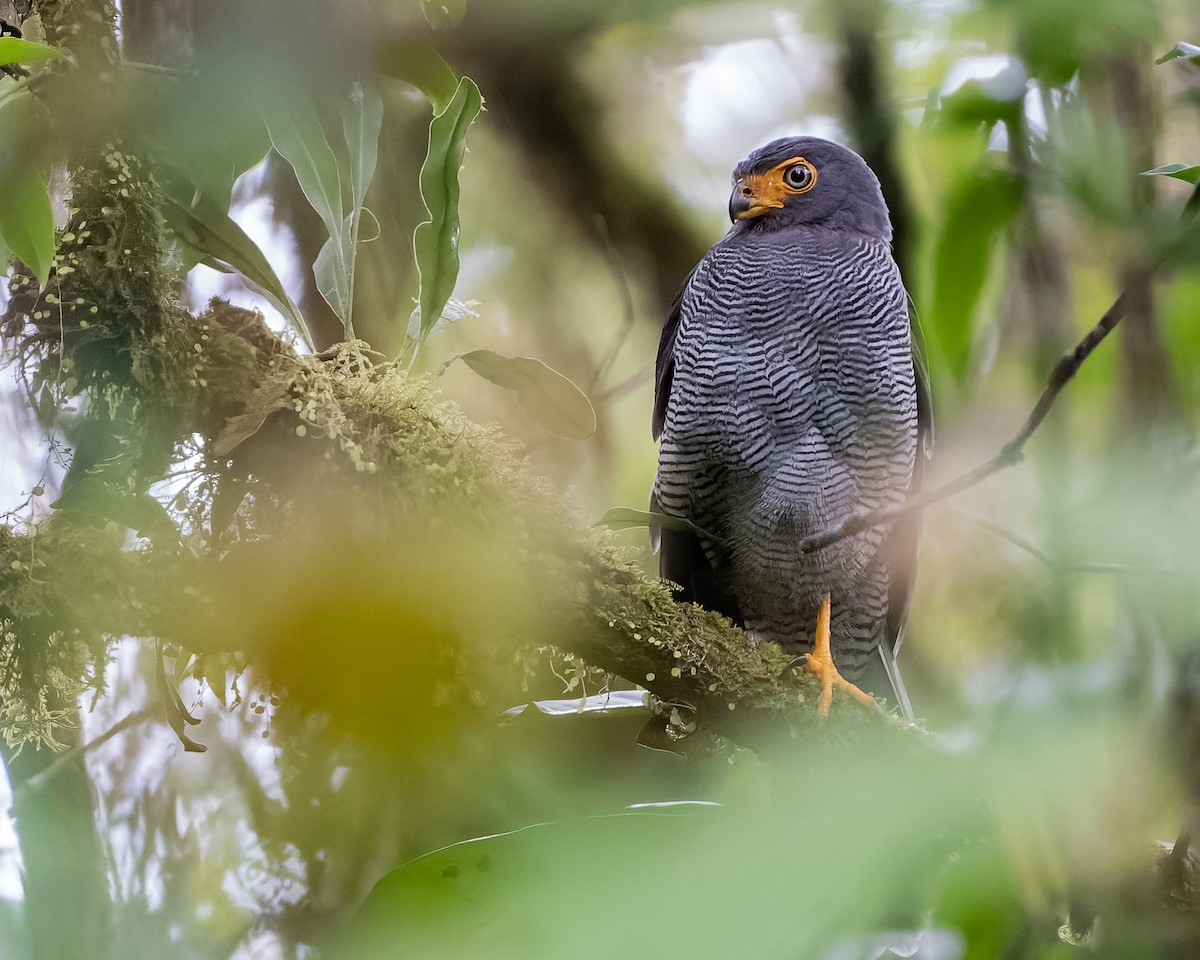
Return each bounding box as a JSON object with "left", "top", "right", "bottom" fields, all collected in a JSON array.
[
  {"left": 650, "top": 266, "right": 745, "bottom": 627},
  {"left": 884, "top": 295, "right": 934, "bottom": 655},
  {"left": 652, "top": 268, "right": 691, "bottom": 442}
]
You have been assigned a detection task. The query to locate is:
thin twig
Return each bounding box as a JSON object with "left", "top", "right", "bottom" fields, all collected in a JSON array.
[
  {"left": 15, "top": 707, "right": 155, "bottom": 796},
  {"left": 799, "top": 181, "right": 1200, "bottom": 555}
]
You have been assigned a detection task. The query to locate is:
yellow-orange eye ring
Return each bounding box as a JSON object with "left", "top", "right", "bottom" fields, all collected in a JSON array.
[
  {"left": 780, "top": 158, "right": 817, "bottom": 194},
  {"left": 730, "top": 156, "right": 820, "bottom": 220}
]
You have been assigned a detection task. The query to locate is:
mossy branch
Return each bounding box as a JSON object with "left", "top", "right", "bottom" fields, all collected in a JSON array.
[{"left": 0, "top": 62, "right": 886, "bottom": 753}]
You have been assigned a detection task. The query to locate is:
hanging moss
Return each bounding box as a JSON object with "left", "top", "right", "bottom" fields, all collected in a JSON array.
[{"left": 0, "top": 523, "right": 122, "bottom": 750}]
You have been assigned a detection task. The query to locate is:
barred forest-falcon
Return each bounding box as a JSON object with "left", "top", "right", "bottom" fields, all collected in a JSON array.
[{"left": 652, "top": 136, "right": 932, "bottom": 717}]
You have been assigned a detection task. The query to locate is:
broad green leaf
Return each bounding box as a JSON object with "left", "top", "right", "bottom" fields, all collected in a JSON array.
[
  {"left": 411, "top": 77, "right": 483, "bottom": 353},
  {"left": 597, "top": 507, "right": 717, "bottom": 541},
  {"left": 460, "top": 349, "right": 596, "bottom": 440},
  {"left": 1156, "top": 41, "right": 1200, "bottom": 65},
  {"left": 0, "top": 36, "right": 62, "bottom": 67},
  {"left": 263, "top": 100, "right": 344, "bottom": 239},
  {"left": 264, "top": 98, "right": 353, "bottom": 330},
  {"left": 264, "top": 85, "right": 382, "bottom": 338},
  {"left": 0, "top": 161, "right": 53, "bottom": 285},
  {"left": 344, "top": 80, "right": 383, "bottom": 213},
  {"left": 313, "top": 215, "right": 355, "bottom": 332},
  {"left": 0, "top": 90, "right": 53, "bottom": 285},
  {"left": 380, "top": 41, "right": 458, "bottom": 111},
  {"left": 928, "top": 169, "right": 1022, "bottom": 384},
  {"left": 352, "top": 813, "right": 711, "bottom": 959},
  {"left": 151, "top": 117, "right": 272, "bottom": 214},
  {"left": 1141, "top": 163, "right": 1200, "bottom": 185},
  {"left": 159, "top": 184, "right": 314, "bottom": 349}
]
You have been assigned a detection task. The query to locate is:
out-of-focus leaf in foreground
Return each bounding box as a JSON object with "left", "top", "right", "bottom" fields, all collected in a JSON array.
[
  {"left": 339, "top": 682, "right": 1184, "bottom": 959},
  {"left": 181, "top": 521, "right": 547, "bottom": 759},
  {"left": 340, "top": 732, "right": 983, "bottom": 960},
  {"left": 0, "top": 36, "right": 62, "bottom": 66},
  {"left": 0, "top": 89, "right": 54, "bottom": 285},
  {"left": 928, "top": 170, "right": 1022, "bottom": 383},
  {"left": 460, "top": 349, "right": 597, "bottom": 440}
]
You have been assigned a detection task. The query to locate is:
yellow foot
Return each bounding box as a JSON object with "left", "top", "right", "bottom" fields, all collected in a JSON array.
[{"left": 800, "top": 593, "right": 877, "bottom": 717}]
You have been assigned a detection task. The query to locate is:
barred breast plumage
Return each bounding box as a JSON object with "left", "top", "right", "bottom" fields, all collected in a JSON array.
[{"left": 652, "top": 136, "right": 930, "bottom": 704}]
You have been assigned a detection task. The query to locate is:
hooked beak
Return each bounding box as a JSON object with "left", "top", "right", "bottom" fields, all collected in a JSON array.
[{"left": 729, "top": 174, "right": 785, "bottom": 222}]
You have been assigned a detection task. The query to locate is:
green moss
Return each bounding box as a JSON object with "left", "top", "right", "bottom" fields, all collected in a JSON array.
[
  {"left": 197, "top": 339, "right": 867, "bottom": 742},
  {"left": 0, "top": 522, "right": 131, "bottom": 750}
]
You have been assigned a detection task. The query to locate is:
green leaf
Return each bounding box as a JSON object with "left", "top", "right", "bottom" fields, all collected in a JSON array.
[
  {"left": 150, "top": 111, "right": 272, "bottom": 213},
  {"left": 353, "top": 813, "right": 710, "bottom": 956},
  {"left": 597, "top": 507, "right": 717, "bottom": 541},
  {"left": 0, "top": 36, "right": 62, "bottom": 67},
  {"left": 460, "top": 350, "right": 596, "bottom": 440},
  {"left": 159, "top": 183, "right": 314, "bottom": 349},
  {"left": 1156, "top": 41, "right": 1200, "bottom": 65},
  {"left": 306, "top": 81, "right": 383, "bottom": 335},
  {"left": 264, "top": 100, "right": 344, "bottom": 239},
  {"left": 380, "top": 41, "right": 458, "bottom": 111},
  {"left": 1141, "top": 163, "right": 1200, "bottom": 185},
  {"left": 0, "top": 90, "right": 53, "bottom": 285},
  {"left": 264, "top": 97, "right": 352, "bottom": 329},
  {"left": 313, "top": 216, "right": 355, "bottom": 330},
  {"left": 411, "top": 76, "right": 483, "bottom": 353},
  {"left": 928, "top": 170, "right": 1022, "bottom": 384},
  {"left": 344, "top": 80, "right": 383, "bottom": 214},
  {"left": 263, "top": 85, "right": 383, "bottom": 339},
  {"left": 0, "top": 159, "right": 53, "bottom": 285},
  {"left": 51, "top": 478, "right": 178, "bottom": 543},
  {"left": 199, "top": 653, "right": 227, "bottom": 707}
]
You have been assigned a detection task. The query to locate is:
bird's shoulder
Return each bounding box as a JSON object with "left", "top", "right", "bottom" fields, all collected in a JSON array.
[
  {"left": 682, "top": 228, "right": 899, "bottom": 320},
  {"left": 653, "top": 227, "right": 904, "bottom": 440}
]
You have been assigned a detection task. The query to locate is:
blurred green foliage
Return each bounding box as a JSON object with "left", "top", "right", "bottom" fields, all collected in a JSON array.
[{"left": 1, "top": 0, "right": 1200, "bottom": 958}]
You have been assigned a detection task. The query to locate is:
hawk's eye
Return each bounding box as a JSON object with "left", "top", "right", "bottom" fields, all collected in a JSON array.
[{"left": 783, "top": 162, "right": 814, "bottom": 191}]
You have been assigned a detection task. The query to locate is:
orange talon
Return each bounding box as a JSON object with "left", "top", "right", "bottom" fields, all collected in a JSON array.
[{"left": 804, "top": 593, "right": 877, "bottom": 717}]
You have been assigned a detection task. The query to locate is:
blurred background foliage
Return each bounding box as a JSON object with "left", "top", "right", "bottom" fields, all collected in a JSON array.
[{"left": 1, "top": 0, "right": 1200, "bottom": 957}]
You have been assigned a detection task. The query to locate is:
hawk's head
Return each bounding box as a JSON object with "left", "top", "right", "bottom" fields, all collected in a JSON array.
[{"left": 728, "top": 136, "right": 891, "bottom": 241}]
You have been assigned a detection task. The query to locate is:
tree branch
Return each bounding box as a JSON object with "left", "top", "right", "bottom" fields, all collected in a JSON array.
[{"left": 800, "top": 181, "right": 1200, "bottom": 555}]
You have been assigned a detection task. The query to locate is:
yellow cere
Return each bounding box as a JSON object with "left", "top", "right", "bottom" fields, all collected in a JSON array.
[{"left": 733, "top": 156, "right": 818, "bottom": 220}]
